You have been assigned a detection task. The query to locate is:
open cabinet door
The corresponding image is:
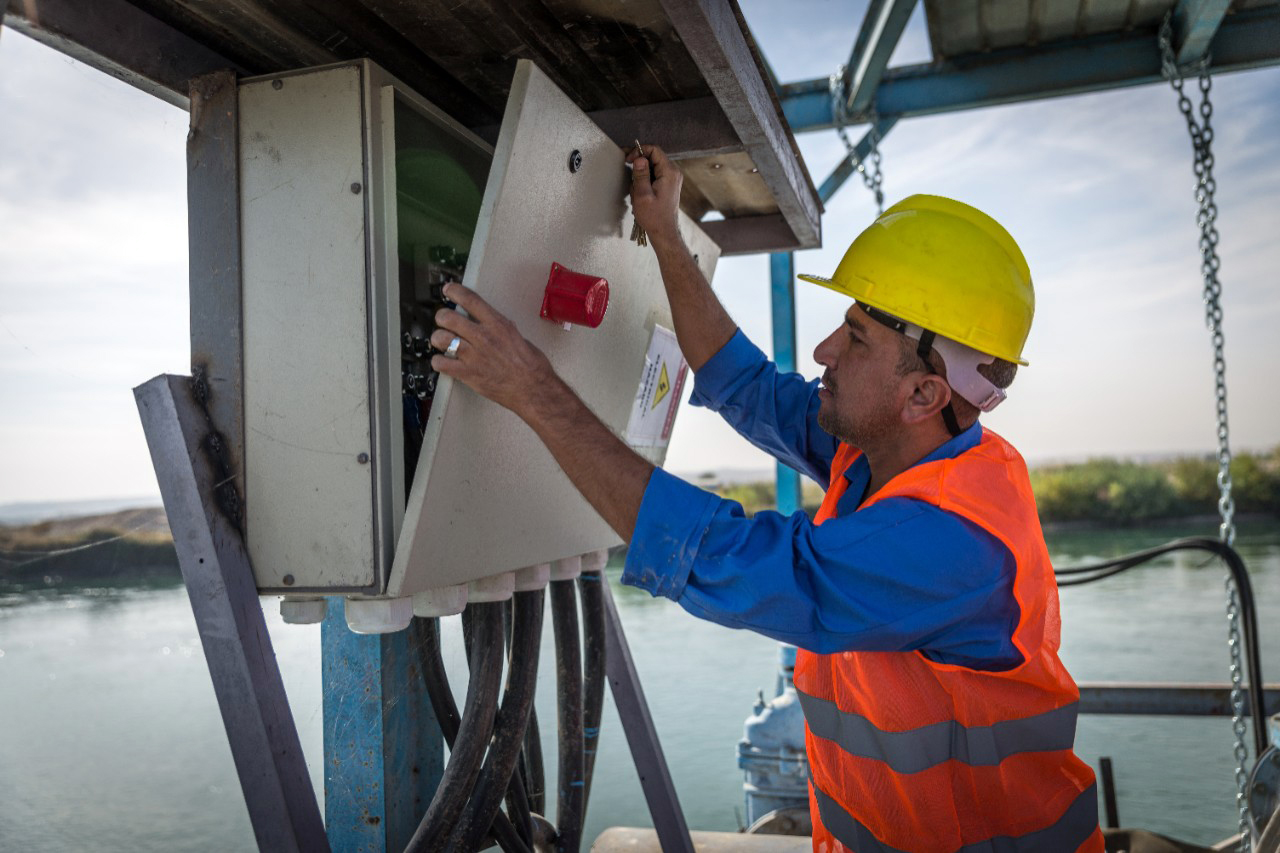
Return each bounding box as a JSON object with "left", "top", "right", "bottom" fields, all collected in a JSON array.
[{"left": 388, "top": 60, "right": 721, "bottom": 598}]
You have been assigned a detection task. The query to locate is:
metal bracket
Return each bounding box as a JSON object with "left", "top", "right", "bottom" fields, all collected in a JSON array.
[
  {"left": 134, "top": 374, "right": 329, "bottom": 852},
  {"left": 601, "top": 577, "right": 695, "bottom": 853}
]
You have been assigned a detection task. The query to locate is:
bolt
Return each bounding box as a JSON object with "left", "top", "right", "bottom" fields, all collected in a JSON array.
[
  {"left": 712, "top": 163, "right": 722, "bottom": 170},
  {"left": 283, "top": 574, "right": 295, "bottom": 586},
  {"left": 568, "top": 149, "right": 582, "bottom": 173},
  {"left": 357, "top": 452, "right": 370, "bottom": 464},
  {"left": 271, "top": 79, "right": 283, "bottom": 90},
  {"left": 350, "top": 182, "right": 362, "bottom": 194},
  {"left": 749, "top": 167, "right": 759, "bottom": 174}
]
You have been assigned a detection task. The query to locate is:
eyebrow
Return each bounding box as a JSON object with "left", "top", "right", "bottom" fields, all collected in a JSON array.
[{"left": 845, "top": 313, "right": 867, "bottom": 334}]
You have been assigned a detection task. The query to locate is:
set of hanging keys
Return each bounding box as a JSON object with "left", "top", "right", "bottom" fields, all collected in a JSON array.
[{"left": 630, "top": 140, "right": 648, "bottom": 247}]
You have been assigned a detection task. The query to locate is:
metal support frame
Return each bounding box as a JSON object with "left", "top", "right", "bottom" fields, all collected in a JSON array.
[
  {"left": 840, "top": 0, "right": 918, "bottom": 117},
  {"left": 1174, "top": 0, "right": 1232, "bottom": 65},
  {"left": 322, "top": 600, "right": 443, "bottom": 851},
  {"left": 1078, "top": 683, "right": 1280, "bottom": 717},
  {"left": 187, "top": 70, "right": 246, "bottom": 496},
  {"left": 817, "top": 117, "right": 899, "bottom": 204},
  {"left": 135, "top": 375, "right": 329, "bottom": 852},
  {"left": 601, "top": 577, "right": 696, "bottom": 853},
  {"left": 781, "top": 5, "right": 1280, "bottom": 133},
  {"left": 769, "top": 252, "right": 802, "bottom": 516}
]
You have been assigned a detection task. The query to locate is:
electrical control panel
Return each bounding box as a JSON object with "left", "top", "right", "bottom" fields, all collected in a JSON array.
[{"left": 238, "top": 59, "right": 719, "bottom": 620}]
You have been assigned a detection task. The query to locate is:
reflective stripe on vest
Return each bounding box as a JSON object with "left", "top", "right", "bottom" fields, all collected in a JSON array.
[
  {"left": 797, "top": 691, "right": 1079, "bottom": 775},
  {"left": 812, "top": 781, "right": 1101, "bottom": 853}
]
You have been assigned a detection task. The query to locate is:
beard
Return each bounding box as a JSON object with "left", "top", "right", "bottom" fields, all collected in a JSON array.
[{"left": 817, "top": 394, "right": 901, "bottom": 449}]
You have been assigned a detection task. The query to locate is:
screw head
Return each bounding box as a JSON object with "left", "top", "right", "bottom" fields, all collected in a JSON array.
[
  {"left": 350, "top": 182, "right": 362, "bottom": 194},
  {"left": 271, "top": 79, "right": 283, "bottom": 90},
  {"left": 357, "top": 452, "right": 370, "bottom": 464},
  {"left": 568, "top": 150, "right": 582, "bottom": 173},
  {"left": 283, "top": 574, "right": 295, "bottom": 586}
]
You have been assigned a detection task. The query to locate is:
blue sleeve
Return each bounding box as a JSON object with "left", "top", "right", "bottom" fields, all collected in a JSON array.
[
  {"left": 690, "top": 330, "right": 839, "bottom": 488},
  {"left": 623, "top": 468, "right": 1022, "bottom": 668}
]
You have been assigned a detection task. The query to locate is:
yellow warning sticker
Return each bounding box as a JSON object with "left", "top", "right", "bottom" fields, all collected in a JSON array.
[
  {"left": 625, "top": 325, "right": 687, "bottom": 449},
  {"left": 652, "top": 362, "right": 671, "bottom": 411}
]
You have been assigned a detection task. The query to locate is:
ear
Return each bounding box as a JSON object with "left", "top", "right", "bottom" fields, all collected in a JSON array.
[{"left": 900, "top": 372, "right": 952, "bottom": 426}]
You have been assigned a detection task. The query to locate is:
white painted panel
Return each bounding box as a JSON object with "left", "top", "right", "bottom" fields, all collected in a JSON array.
[
  {"left": 241, "top": 66, "right": 377, "bottom": 591},
  {"left": 388, "top": 61, "right": 721, "bottom": 596}
]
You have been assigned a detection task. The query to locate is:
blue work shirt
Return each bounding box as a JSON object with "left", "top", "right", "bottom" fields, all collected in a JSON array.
[{"left": 622, "top": 331, "right": 1022, "bottom": 669}]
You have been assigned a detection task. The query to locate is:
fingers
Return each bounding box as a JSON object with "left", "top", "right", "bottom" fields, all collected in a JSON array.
[
  {"left": 428, "top": 327, "right": 466, "bottom": 355},
  {"left": 433, "top": 301, "right": 481, "bottom": 339},
  {"left": 440, "top": 282, "right": 493, "bottom": 323},
  {"left": 629, "top": 151, "right": 655, "bottom": 201}
]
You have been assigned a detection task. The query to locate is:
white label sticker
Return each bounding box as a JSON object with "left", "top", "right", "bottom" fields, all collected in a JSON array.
[{"left": 624, "top": 325, "right": 688, "bottom": 449}]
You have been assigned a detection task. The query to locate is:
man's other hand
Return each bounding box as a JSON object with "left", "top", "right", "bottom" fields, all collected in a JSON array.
[
  {"left": 430, "top": 283, "right": 555, "bottom": 418},
  {"left": 626, "top": 144, "right": 683, "bottom": 249}
]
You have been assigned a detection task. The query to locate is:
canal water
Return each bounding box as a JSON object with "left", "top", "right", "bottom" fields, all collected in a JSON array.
[{"left": 1, "top": 522, "right": 1277, "bottom": 850}]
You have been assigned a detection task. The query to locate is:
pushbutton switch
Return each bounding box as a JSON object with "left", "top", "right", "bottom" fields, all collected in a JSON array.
[{"left": 541, "top": 262, "right": 609, "bottom": 329}]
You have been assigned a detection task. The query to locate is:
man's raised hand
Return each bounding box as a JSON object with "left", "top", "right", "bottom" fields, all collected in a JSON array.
[{"left": 626, "top": 144, "right": 683, "bottom": 249}]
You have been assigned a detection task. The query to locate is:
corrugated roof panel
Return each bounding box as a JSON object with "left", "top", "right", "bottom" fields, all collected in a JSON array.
[
  {"left": 921, "top": 0, "right": 1280, "bottom": 58},
  {"left": 1032, "top": 0, "right": 1084, "bottom": 44},
  {"left": 983, "top": 0, "right": 1034, "bottom": 49}
]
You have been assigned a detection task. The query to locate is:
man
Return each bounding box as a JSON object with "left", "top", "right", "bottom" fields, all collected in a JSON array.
[{"left": 430, "top": 145, "right": 1102, "bottom": 852}]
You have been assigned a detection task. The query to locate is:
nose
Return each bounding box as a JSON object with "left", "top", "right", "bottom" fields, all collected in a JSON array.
[{"left": 814, "top": 325, "right": 843, "bottom": 370}]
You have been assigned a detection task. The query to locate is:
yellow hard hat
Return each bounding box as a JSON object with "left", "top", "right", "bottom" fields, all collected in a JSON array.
[{"left": 798, "top": 195, "right": 1033, "bottom": 365}]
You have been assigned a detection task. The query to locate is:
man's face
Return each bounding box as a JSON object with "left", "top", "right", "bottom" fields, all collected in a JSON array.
[{"left": 813, "top": 304, "right": 912, "bottom": 447}]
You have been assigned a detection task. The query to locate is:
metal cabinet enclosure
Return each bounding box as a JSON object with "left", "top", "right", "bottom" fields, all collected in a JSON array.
[{"left": 239, "top": 59, "right": 719, "bottom": 603}]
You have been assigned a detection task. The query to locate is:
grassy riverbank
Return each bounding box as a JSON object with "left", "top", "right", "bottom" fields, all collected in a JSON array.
[
  {"left": 713, "top": 447, "right": 1280, "bottom": 524},
  {"left": 3, "top": 448, "right": 1274, "bottom": 587},
  {"left": 0, "top": 507, "right": 178, "bottom": 589}
]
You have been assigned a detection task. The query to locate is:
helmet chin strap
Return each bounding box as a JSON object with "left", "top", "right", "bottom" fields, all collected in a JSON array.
[
  {"left": 913, "top": 329, "right": 963, "bottom": 437},
  {"left": 855, "top": 303, "right": 965, "bottom": 437}
]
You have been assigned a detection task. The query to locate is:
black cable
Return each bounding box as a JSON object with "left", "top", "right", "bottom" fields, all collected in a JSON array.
[
  {"left": 451, "top": 589, "right": 544, "bottom": 852},
  {"left": 551, "top": 579, "right": 585, "bottom": 853},
  {"left": 521, "top": 705, "right": 546, "bottom": 818},
  {"left": 578, "top": 570, "right": 607, "bottom": 816},
  {"left": 407, "top": 602, "right": 506, "bottom": 853},
  {"left": 1054, "top": 537, "right": 1267, "bottom": 756},
  {"left": 411, "top": 616, "right": 461, "bottom": 746}
]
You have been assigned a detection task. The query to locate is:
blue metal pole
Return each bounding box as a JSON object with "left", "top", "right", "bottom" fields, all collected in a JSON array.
[
  {"left": 323, "top": 599, "right": 444, "bottom": 851},
  {"left": 770, "top": 251, "right": 802, "bottom": 516}
]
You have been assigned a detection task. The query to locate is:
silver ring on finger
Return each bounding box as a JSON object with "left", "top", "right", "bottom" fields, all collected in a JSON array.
[{"left": 445, "top": 336, "right": 461, "bottom": 358}]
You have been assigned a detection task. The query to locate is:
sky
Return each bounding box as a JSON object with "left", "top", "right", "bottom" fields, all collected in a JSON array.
[{"left": 1, "top": 4, "right": 1278, "bottom": 505}]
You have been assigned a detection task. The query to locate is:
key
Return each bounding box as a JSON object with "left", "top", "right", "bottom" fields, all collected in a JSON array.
[{"left": 630, "top": 140, "right": 648, "bottom": 247}]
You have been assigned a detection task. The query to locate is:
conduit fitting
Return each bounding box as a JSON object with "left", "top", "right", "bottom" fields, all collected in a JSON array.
[
  {"left": 550, "top": 555, "right": 582, "bottom": 581},
  {"left": 580, "top": 549, "right": 609, "bottom": 572},
  {"left": 468, "top": 571, "right": 516, "bottom": 602},
  {"left": 515, "top": 562, "right": 551, "bottom": 591},
  {"left": 413, "top": 584, "right": 468, "bottom": 617},
  {"left": 280, "top": 597, "right": 328, "bottom": 624},
  {"left": 345, "top": 596, "right": 414, "bottom": 634}
]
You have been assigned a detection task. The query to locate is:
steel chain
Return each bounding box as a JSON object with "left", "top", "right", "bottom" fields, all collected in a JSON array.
[
  {"left": 829, "top": 66, "right": 884, "bottom": 214},
  {"left": 1159, "top": 14, "right": 1250, "bottom": 849}
]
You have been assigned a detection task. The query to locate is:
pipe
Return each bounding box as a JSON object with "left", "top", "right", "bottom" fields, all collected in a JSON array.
[
  {"left": 578, "top": 569, "right": 607, "bottom": 815},
  {"left": 1055, "top": 537, "right": 1267, "bottom": 756},
  {"left": 453, "top": 589, "right": 546, "bottom": 852},
  {"left": 407, "top": 602, "right": 506, "bottom": 853},
  {"left": 551, "top": 579, "right": 585, "bottom": 852}
]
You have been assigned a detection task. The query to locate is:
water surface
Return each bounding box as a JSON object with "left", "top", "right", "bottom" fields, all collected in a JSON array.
[{"left": 1, "top": 523, "right": 1276, "bottom": 849}]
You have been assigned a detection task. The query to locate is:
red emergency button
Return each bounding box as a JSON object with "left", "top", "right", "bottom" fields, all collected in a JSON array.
[{"left": 541, "top": 262, "right": 609, "bottom": 329}]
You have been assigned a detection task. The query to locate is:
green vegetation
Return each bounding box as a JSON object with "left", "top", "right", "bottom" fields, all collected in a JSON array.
[{"left": 707, "top": 447, "right": 1280, "bottom": 525}]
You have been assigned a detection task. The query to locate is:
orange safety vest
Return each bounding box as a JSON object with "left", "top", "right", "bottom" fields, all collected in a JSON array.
[{"left": 794, "top": 430, "right": 1103, "bottom": 853}]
